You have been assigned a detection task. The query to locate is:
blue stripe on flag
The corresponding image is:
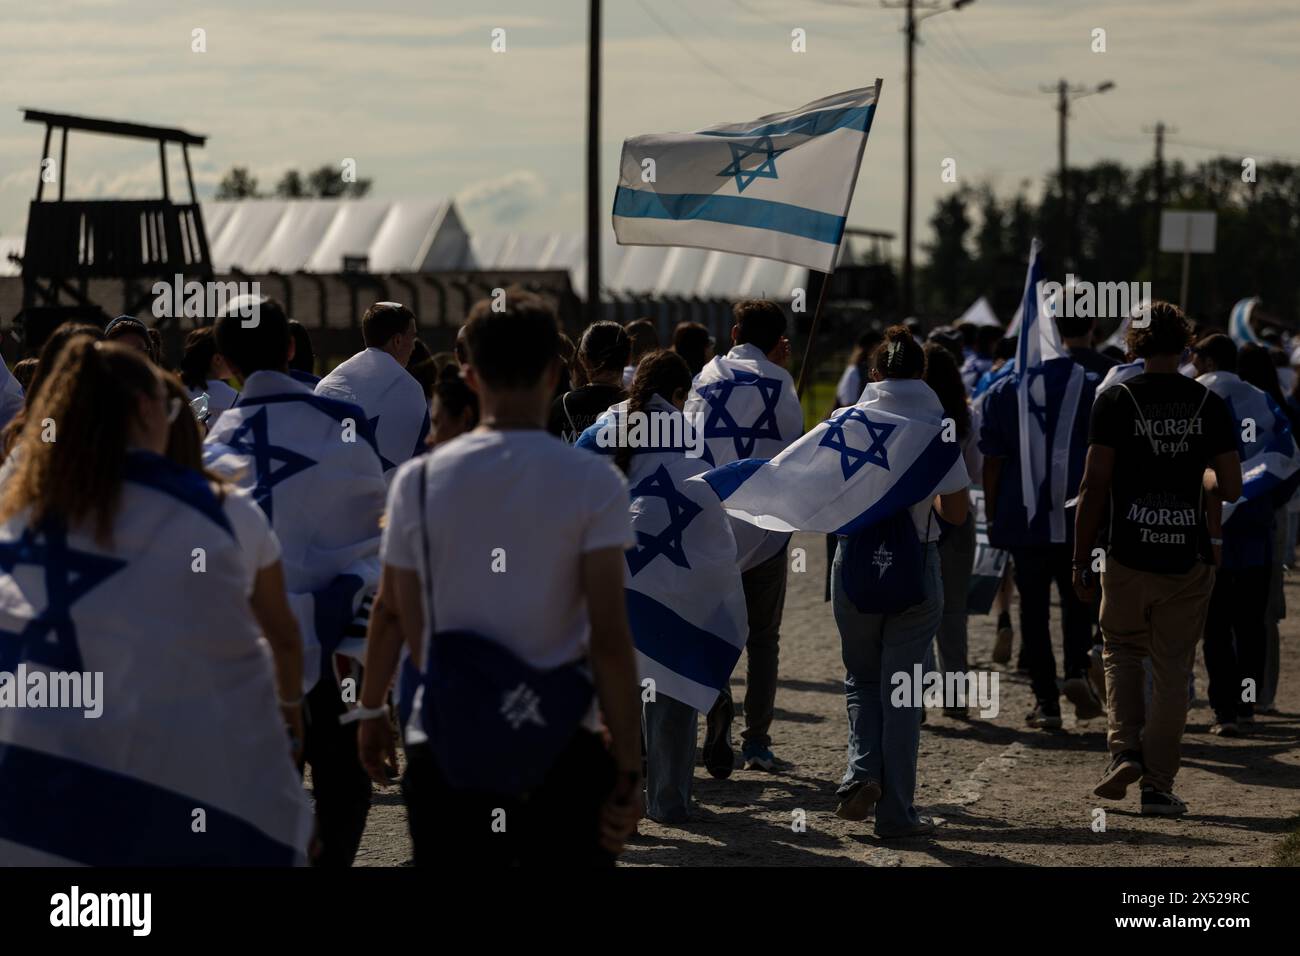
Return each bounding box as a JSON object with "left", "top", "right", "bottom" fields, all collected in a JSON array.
[
  {"left": 124, "top": 450, "right": 233, "bottom": 536},
  {"left": 0, "top": 743, "right": 299, "bottom": 865},
  {"left": 626, "top": 590, "right": 742, "bottom": 691},
  {"left": 702, "top": 456, "right": 768, "bottom": 500},
  {"left": 833, "top": 432, "right": 961, "bottom": 536},
  {"left": 613, "top": 187, "right": 845, "bottom": 246},
  {"left": 700, "top": 103, "right": 876, "bottom": 140}
]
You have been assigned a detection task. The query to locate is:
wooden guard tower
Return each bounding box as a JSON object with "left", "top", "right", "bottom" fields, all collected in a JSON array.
[{"left": 16, "top": 108, "right": 213, "bottom": 349}]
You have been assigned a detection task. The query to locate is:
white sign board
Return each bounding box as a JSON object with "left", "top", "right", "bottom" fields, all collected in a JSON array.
[{"left": 1159, "top": 210, "right": 1217, "bottom": 254}]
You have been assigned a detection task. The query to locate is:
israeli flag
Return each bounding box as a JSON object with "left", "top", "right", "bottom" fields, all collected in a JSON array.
[
  {"left": 703, "top": 377, "right": 961, "bottom": 535},
  {"left": 1015, "top": 240, "right": 1086, "bottom": 542},
  {"left": 205, "top": 371, "right": 387, "bottom": 692},
  {"left": 0, "top": 451, "right": 312, "bottom": 865},
  {"left": 1197, "top": 370, "right": 1300, "bottom": 520},
  {"left": 576, "top": 398, "right": 747, "bottom": 713},
  {"left": 1229, "top": 297, "right": 1264, "bottom": 348},
  {"left": 684, "top": 343, "right": 803, "bottom": 567},
  {"left": 613, "top": 83, "right": 882, "bottom": 272},
  {"left": 685, "top": 344, "right": 803, "bottom": 467},
  {"left": 315, "top": 348, "right": 430, "bottom": 480},
  {"left": 1096, "top": 358, "right": 1145, "bottom": 395}
]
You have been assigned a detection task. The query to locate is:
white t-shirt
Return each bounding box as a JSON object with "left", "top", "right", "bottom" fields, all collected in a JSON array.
[
  {"left": 910, "top": 455, "right": 971, "bottom": 542},
  {"left": 835, "top": 364, "right": 863, "bottom": 407},
  {"left": 221, "top": 486, "right": 281, "bottom": 597},
  {"left": 381, "top": 429, "right": 634, "bottom": 672}
]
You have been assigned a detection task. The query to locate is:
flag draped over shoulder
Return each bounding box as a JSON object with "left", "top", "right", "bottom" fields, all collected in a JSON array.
[
  {"left": 0, "top": 451, "right": 312, "bottom": 865},
  {"left": 703, "top": 377, "right": 961, "bottom": 535},
  {"left": 685, "top": 344, "right": 803, "bottom": 467},
  {"left": 613, "top": 83, "right": 882, "bottom": 272},
  {"left": 205, "top": 371, "right": 387, "bottom": 692},
  {"left": 1197, "top": 371, "right": 1300, "bottom": 520},
  {"left": 577, "top": 398, "right": 747, "bottom": 713},
  {"left": 315, "top": 348, "right": 430, "bottom": 479},
  {"left": 1096, "top": 358, "right": 1145, "bottom": 395},
  {"left": 684, "top": 344, "right": 803, "bottom": 567},
  {"left": 1015, "top": 239, "right": 1086, "bottom": 543}
]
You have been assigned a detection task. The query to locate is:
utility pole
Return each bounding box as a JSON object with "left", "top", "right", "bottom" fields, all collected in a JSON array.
[
  {"left": 1039, "top": 77, "right": 1114, "bottom": 272},
  {"left": 1143, "top": 120, "right": 1177, "bottom": 286},
  {"left": 586, "top": 0, "right": 602, "bottom": 324},
  {"left": 882, "top": 0, "right": 975, "bottom": 320}
]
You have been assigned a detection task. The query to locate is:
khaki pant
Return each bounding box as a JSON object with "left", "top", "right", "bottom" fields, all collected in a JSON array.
[{"left": 1099, "top": 556, "right": 1215, "bottom": 792}]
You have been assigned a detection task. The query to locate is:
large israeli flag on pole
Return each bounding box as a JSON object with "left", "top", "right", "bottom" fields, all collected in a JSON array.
[
  {"left": 613, "top": 83, "right": 882, "bottom": 272},
  {"left": 1197, "top": 370, "right": 1300, "bottom": 521},
  {"left": 702, "top": 378, "right": 961, "bottom": 535},
  {"left": 576, "top": 398, "right": 747, "bottom": 713},
  {"left": 1015, "top": 239, "right": 1084, "bottom": 542},
  {"left": 0, "top": 452, "right": 312, "bottom": 864}
]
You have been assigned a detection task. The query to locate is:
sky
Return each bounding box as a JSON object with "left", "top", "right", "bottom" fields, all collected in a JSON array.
[{"left": 1, "top": 0, "right": 1298, "bottom": 266}]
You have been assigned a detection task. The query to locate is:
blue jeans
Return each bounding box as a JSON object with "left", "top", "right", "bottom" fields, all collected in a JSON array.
[
  {"left": 831, "top": 540, "right": 943, "bottom": 832},
  {"left": 642, "top": 692, "right": 698, "bottom": 823}
]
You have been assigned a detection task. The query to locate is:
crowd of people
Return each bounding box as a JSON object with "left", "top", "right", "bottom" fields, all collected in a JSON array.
[{"left": 0, "top": 284, "right": 1292, "bottom": 865}]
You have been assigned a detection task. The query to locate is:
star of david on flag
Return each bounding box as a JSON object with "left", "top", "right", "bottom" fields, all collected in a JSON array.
[
  {"left": 228, "top": 407, "right": 317, "bottom": 519},
  {"left": 699, "top": 370, "right": 785, "bottom": 460},
  {"left": 0, "top": 523, "right": 126, "bottom": 673},
  {"left": 717, "top": 135, "right": 787, "bottom": 192},
  {"left": 819, "top": 407, "right": 896, "bottom": 479},
  {"left": 626, "top": 464, "right": 703, "bottom": 576}
]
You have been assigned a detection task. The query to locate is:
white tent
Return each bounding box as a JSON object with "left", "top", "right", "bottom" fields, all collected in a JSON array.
[
  {"left": 956, "top": 296, "right": 1001, "bottom": 328},
  {"left": 203, "top": 198, "right": 469, "bottom": 274}
]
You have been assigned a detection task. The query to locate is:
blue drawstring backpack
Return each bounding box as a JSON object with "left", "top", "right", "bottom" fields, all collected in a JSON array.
[{"left": 839, "top": 508, "right": 931, "bottom": 615}]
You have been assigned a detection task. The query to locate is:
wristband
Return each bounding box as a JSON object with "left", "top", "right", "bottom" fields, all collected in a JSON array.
[
  {"left": 340, "top": 703, "right": 390, "bottom": 724},
  {"left": 1209, "top": 537, "right": 1224, "bottom": 546},
  {"left": 278, "top": 694, "right": 304, "bottom": 707}
]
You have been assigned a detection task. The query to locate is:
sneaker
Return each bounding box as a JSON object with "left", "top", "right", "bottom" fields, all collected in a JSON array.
[
  {"left": 1140, "top": 787, "right": 1187, "bottom": 817},
  {"left": 834, "top": 780, "right": 882, "bottom": 821},
  {"left": 1209, "top": 719, "right": 1241, "bottom": 737},
  {"left": 741, "top": 742, "right": 776, "bottom": 772},
  {"left": 1238, "top": 713, "right": 1256, "bottom": 727},
  {"left": 1063, "top": 677, "right": 1105, "bottom": 720},
  {"left": 1026, "top": 706, "right": 1063, "bottom": 730},
  {"left": 877, "top": 815, "right": 937, "bottom": 839},
  {"left": 1093, "top": 750, "right": 1144, "bottom": 800},
  {"left": 993, "top": 616, "right": 1013, "bottom": 664}
]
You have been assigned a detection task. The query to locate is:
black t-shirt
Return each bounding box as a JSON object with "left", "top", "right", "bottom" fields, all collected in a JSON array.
[
  {"left": 547, "top": 384, "right": 625, "bottom": 441},
  {"left": 1089, "top": 372, "right": 1236, "bottom": 574}
]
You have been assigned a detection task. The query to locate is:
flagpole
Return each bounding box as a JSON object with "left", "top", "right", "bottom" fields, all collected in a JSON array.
[{"left": 794, "top": 268, "right": 833, "bottom": 398}]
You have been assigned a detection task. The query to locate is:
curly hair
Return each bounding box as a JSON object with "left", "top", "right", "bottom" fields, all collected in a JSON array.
[{"left": 1125, "top": 301, "right": 1192, "bottom": 360}]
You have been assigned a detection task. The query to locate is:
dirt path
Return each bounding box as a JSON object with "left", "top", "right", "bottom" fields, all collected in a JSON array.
[{"left": 354, "top": 531, "right": 1300, "bottom": 866}]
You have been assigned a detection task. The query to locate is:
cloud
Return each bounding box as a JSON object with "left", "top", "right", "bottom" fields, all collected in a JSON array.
[{"left": 455, "top": 169, "right": 547, "bottom": 226}]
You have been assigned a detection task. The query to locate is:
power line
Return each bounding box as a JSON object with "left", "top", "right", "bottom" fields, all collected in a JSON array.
[
  {"left": 631, "top": 0, "right": 773, "bottom": 101},
  {"left": 930, "top": 17, "right": 1040, "bottom": 101}
]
